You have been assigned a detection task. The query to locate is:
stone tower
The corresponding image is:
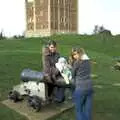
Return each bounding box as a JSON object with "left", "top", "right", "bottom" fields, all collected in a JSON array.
[{"left": 25, "top": 0, "right": 78, "bottom": 37}]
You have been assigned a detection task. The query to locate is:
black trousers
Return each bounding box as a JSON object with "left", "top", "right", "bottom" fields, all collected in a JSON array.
[{"left": 47, "top": 83, "right": 54, "bottom": 97}]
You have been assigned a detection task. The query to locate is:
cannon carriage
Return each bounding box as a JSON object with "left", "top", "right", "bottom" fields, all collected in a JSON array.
[{"left": 8, "top": 68, "right": 73, "bottom": 111}]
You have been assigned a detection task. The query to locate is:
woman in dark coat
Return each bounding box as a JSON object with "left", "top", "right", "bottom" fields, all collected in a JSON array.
[{"left": 43, "top": 40, "right": 65, "bottom": 103}]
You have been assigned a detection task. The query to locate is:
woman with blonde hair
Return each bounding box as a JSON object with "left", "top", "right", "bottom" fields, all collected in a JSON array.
[{"left": 70, "top": 47, "right": 93, "bottom": 120}]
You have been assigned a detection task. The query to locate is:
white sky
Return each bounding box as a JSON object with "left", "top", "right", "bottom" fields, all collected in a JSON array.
[{"left": 0, "top": 0, "right": 120, "bottom": 36}]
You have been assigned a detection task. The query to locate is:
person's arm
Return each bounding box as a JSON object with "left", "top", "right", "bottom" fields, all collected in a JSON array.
[
  {"left": 70, "top": 62, "right": 76, "bottom": 86},
  {"left": 43, "top": 55, "right": 54, "bottom": 83},
  {"left": 43, "top": 55, "right": 51, "bottom": 75},
  {"left": 72, "top": 61, "right": 78, "bottom": 79},
  {"left": 42, "top": 46, "right": 51, "bottom": 75}
]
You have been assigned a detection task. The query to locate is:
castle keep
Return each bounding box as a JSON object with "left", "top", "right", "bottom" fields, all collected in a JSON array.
[{"left": 25, "top": 0, "right": 78, "bottom": 37}]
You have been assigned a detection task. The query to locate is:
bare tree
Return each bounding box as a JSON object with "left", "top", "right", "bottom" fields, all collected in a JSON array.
[{"left": 93, "top": 25, "right": 99, "bottom": 34}]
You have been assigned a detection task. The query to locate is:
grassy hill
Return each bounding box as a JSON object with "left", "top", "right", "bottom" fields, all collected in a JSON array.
[{"left": 0, "top": 34, "right": 120, "bottom": 120}]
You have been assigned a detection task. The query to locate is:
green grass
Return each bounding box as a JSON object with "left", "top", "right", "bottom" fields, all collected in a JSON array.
[
  {"left": 0, "top": 103, "right": 27, "bottom": 120},
  {"left": 0, "top": 34, "right": 120, "bottom": 120}
]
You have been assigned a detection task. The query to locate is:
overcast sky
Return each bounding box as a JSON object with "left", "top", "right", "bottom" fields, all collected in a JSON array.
[{"left": 0, "top": 0, "right": 120, "bottom": 36}]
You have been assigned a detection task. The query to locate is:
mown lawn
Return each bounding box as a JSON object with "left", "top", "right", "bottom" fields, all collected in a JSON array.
[{"left": 0, "top": 34, "right": 120, "bottom": 120}]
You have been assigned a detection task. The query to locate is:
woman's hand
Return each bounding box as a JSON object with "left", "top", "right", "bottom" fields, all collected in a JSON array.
[{"left": 44, "top": 74, "right": 53, "bottom": 83}]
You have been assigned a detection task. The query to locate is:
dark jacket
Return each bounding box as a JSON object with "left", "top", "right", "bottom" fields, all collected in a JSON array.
[
  {"left": 72, "top": 60, "right": 93, "bottom": 91},
  {"left": 43, "top": 46, "right": 61, "bottom": 81}
]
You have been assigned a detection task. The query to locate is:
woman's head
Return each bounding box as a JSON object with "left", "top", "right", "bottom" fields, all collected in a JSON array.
[
  {"left": 48, "top": 40, "right": 57, "bottom": 53},
  {"left": 71, "top": 47, "right": 85, "bottom": 60}
]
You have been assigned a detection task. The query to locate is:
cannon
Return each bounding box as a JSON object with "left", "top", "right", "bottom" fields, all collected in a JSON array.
[{"left": 8, "top": 68, "right": 73, "bottom": 111}]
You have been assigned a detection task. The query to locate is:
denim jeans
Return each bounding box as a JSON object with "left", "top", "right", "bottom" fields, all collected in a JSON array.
[
  {"left": 54, "top": 87, "right": 65, "bottom": 102},
  {"left": 73, "top": 89, "right": 93, "bottom": 120}
]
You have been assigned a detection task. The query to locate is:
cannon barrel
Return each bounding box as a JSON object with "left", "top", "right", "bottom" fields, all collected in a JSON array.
[
  {"left": 20, "top": 69, "right": 74, "bottom": 88},
  {"left": 20, "top": 69, "right": 45, "bottom": 82}
]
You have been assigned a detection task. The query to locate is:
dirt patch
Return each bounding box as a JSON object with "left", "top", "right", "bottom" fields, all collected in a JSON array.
[{"left": 2, "top": 99, "right": 73, "bottom": 120}]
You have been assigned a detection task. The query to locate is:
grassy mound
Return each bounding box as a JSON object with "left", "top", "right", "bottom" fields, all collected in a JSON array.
[{"left": 0, "top": 34, "right": 120, "bottom": 120}]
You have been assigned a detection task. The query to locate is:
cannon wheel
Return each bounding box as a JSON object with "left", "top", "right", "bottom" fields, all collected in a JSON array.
[
  {"left": 8, "top": 90, "right": 22, "bottom": 102},
  {"left": 28, "top": 95, "right": 42, "bottom": 112}
]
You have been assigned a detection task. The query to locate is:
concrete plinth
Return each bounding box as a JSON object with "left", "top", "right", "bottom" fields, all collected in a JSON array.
[{"left": 2, "top": 99, "right": 74, "bottom": 120}]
